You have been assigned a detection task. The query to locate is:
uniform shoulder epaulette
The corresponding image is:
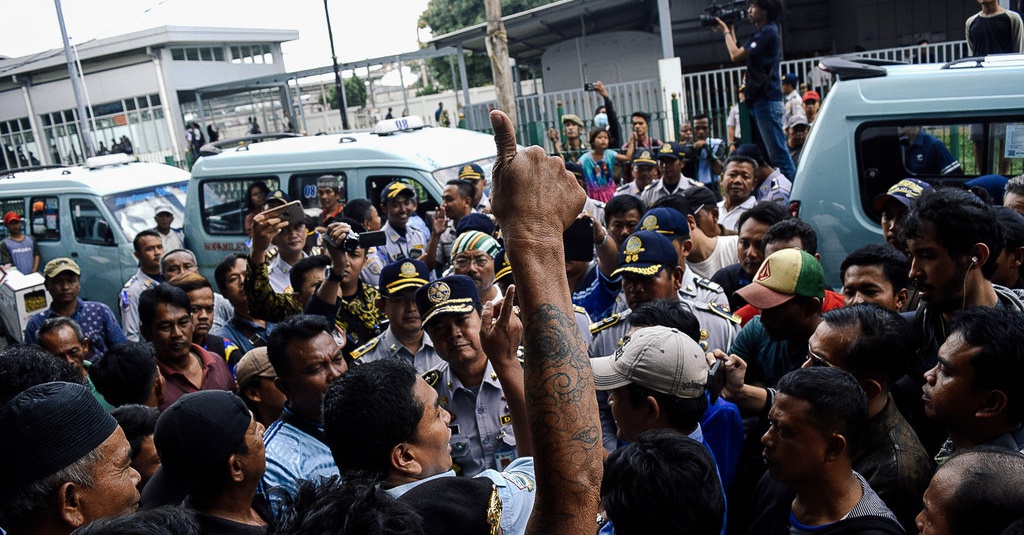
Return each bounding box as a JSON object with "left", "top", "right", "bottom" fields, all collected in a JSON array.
[
  {"left": 708, "top": 302, "right": 741, "bottom": 324},
  {"left": 350, "top": 336, "right": 380, "bottom": 360},
  {"left": 422, "top": 369, "right": 441, "bottom": 387},
  {"left": 265, "top": 247, "right": 280, "bottom": 261},
  {"left": 695, "top": 277, "right": 724, "bottom": 293},
  {"left": 590, "top": 313, "right": 622, "bottom": 335},
  {"left": 573, "top": 304, "right": 589, "bottom": 316}
]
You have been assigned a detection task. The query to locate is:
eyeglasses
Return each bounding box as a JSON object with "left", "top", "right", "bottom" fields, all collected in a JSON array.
[
  {"left": 452, "top": 255, "right": 491, "bottom": 269},
  {"left": 806, "top": 348, "right": 834, "bottom": 368}
]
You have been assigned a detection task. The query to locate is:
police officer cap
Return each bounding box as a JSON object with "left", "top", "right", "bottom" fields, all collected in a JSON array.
[
  {"left": 458, "top": 164, "right": 485, "bottom": 181},
  {"left": 381, "top": 181, "right": 416, "bottom": 204},
  {"left": 379, "top": 259, "right": 431, "bottom": 297},
  {"left": 565, "top": 161, "right": 584, "bottom": 178},
  {"left": 415, "top": 275, "right": 481, "bottom": 327},
  {"left": 612, "top": 230, "right": 678, "bottom": 278},
  {"left": 638, "top": 207, "right": 689, "bottom": 239}
]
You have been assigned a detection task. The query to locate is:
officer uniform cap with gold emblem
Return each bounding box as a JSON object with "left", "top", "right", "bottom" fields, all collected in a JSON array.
[
  {"left": 457, "top": 163, "right": 485, "bottom": 181},
  {"left": 611, "top": 230, "right": 678, "bottom": 278},
  {"left": 493, "top": 249, "right": 512, "bottom": 284},
  {"left": 632, "top": 149, "right": 658, "bottom": 167},
  {"left": 415, "top": 275, "right": 481, "bottom": 327},
  {"left": 638, "top": 207, "right": 689, "bottom": 239},
  {"left": 379, "top": 259, "right": 431, "bottom": 297}
]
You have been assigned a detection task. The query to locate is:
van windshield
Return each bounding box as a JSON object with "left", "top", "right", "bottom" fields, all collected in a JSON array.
[{"left": 102, "top": 181, "right": 189, "bottom": 240}]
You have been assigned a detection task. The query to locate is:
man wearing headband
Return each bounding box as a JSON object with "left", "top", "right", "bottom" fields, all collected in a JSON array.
[{"left": 452, "top": 230, "right": 503, "bottom": 305}]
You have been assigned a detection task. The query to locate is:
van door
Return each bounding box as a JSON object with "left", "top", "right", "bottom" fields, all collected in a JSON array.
[{"left": 68, "top": 197, "right": 124, "bottom": 307}]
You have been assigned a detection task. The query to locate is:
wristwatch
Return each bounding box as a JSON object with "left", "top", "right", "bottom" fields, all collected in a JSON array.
[{"left": 324, "top": 266, "right": 345, "bottom": 283}]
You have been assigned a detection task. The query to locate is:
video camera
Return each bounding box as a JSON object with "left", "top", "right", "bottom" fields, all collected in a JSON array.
[{"left": 699, "top": 0, "right": 748, "bottom": 28}]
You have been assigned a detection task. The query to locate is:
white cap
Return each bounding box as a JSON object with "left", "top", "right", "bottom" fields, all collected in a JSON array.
[{"left": 590, "top": 326, "right": 708, "bottom": 399}]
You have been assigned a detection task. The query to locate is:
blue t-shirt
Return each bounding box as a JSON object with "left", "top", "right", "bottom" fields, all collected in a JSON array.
[
  {"left": 571, "top": 262, "right": 620, "bottom": 322},
  {"left": 906, "top": 131, "right": 961, "bottom": 176},
  {"left": 743, "top": 22, "right": 783, "bottom": 103}
]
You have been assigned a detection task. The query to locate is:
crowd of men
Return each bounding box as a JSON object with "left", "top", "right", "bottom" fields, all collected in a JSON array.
[{"left": 5, "top": 0, "right": 1024, "bottom": 532}]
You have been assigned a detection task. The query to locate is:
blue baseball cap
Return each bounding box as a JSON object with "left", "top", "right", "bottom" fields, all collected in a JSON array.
[
  {"left": 638, "top": 207, "right": 689, "bottom": 239},
  {"left": 612, "top": 230, "right": 678, "bottom": 277},
  {"left": 871, "top": 179, "right": 933, "bottom": 211},
  {"left": 455, "top": 213, "right": 496, "bottom": 237},
  {"left": 379, "top": 259, "right": 431, "bottom": 297},
  {"left": 415, "top": 275, "right": 481, "bottom": 327},
  {"left": 782, "top": 73, "right": 798, "bottom": 87}
]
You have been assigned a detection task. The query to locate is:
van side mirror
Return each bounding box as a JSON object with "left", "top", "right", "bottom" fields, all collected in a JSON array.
[{"left": 97, "top": 220, "right": 115, "bottom": 245}]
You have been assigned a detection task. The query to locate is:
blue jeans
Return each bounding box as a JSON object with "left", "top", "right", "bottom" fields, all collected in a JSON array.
[{"left": 749, "top": 99, "right": 797, "bottom": 184}]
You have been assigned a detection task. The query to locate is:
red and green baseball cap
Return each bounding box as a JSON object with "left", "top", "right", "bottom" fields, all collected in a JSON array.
[{"left": 736, "top": 249, "right": 825, "bottom": 309}]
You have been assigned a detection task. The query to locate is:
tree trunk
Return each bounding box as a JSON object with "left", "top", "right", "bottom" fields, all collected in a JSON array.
[{"left": 484, "top": 0, "right": 518, "bottom": 127}]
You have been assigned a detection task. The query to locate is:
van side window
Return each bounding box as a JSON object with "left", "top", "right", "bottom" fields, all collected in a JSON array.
[
  {"left": 0, "top": 198, "right": 24, "bottom": 240},
  {"left": 29, "top": 196, "right": 59, "bottom": 242},
  {"left": 200, "top": 177, "right": 279, "bottom": 235},
  {"left": 70, "top": 199, "right": 115, "bottom": 245},
  {"left": 290, "top": 172, "right": 348, "bottom": 213},
  {"left": 857, "top": 120, "right": 1024, "bottom": 221}
]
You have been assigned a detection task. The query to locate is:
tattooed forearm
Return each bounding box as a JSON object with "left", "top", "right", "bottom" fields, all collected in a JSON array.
[{"left": 522, "top": 303, "right": 603, "bottom": 531}]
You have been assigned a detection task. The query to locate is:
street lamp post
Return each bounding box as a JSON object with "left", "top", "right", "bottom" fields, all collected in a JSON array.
[{"left": 323, "top": 0, "right": 349, "bottom": 130}]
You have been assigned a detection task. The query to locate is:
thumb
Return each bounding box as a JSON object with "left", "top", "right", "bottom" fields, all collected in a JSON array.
[{"left": 490, "top": 110, "right": 518, "bottom": 169}]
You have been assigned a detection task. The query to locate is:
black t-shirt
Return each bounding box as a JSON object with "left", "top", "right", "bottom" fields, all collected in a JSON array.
[{"left": 969, "top": 12, "right": 1016, "bottom": 55}]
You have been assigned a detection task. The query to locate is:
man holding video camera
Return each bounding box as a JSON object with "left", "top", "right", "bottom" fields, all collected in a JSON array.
[{"left": 715, "top": 0, "right": 797, "bottom": 185}]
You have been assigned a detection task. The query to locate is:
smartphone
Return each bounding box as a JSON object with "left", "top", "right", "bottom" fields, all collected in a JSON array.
[
  {"left": 563, "top": 218, "right": 595, "bottom": 262},
  {"left": 262, "top": 200, "right": 305, "bottom": 224},
  {"left": 583, "top": 82, "right": 596, "bottom": 92}
]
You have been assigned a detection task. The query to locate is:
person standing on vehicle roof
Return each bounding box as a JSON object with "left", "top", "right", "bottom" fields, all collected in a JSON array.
[
  {"left": 715, "top": 0, "right": 798, "bottom": 185},
  {"left": 966, "top": 0, "right": 1024, "bottom": 56}
]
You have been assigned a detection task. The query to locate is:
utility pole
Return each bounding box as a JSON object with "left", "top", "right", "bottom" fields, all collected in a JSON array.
[
  {"left": 54, "top": 0, "right": 95, "bottom": 158},
  {"left": 323, "top": 0, "right": 350, "bottom": 130},
  {"left": 484, "top": 0, "right": 517, "bottom": 127}
]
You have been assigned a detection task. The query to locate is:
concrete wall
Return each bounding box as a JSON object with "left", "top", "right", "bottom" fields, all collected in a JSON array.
[
  {"left": 540, "top": 31, "right": 662, "bottom": 92},
  {"left": 830, "top": 0, "right": 974, "bottom": 53}
]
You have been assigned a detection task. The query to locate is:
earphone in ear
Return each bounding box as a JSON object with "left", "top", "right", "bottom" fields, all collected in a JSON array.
[{"left": 971, "top": 256, "right": 979, "bottom": 264}]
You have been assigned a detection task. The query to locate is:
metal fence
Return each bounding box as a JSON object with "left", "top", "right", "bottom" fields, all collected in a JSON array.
[
  {"left": 464, "top": 40, "right": 970, "bottom": 149},
  {"left": 464, "top": 79, "right": 670, "bottom": 150}
]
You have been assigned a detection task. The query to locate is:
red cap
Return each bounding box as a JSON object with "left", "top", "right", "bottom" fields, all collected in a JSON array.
[
  {"left": 802, "top": 91, "right": 821, "bottom": 103},
  {"left": 3, "top": 211, "right": 23, "bottom": 225}
]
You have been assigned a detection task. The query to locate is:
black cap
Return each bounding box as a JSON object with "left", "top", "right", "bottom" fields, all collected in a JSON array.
[
  {"left": 455, "top": 213, "right": 496, "bottom": 237},
  {"left": 682, "top": 186, "right": 718, "bottom": 214},
  {"left": 732, "top": 144, "right": 765, "bottom": 166},
  {"left": 379, "top": 259, "right": 431, "bottom": 297},
  {"left": 0, "top": 382, "right": 117, "bottom": 488},
  {"left": 494, "top": 249, "right": 512, "bottom": 283},
  {"left": 415, "top": 275, "right": 481, "bottom": 327},
  {"left": 141, "top": 390, "right": 251, "bottom": 507},
  {"left": 266, "top": 189, "right": 290, "bottom": 207},
  {"left": 398, "top": 476, "right": 503, "bottom": 535}
]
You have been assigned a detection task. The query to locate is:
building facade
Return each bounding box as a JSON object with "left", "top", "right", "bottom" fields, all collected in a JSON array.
[{"left": 0, "top": 26, "right": 297, "bottom": 169}]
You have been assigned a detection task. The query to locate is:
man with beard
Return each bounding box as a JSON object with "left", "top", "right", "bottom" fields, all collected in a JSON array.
[{"left": 897, "top": 187, "right": 1024, "bottom": 454}]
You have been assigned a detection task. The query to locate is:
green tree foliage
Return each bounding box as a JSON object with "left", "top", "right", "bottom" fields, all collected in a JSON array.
[
  {"left": 324, "top": 74, "right": 368, "bottom": 109},
  {"left": 418, "top": 0, "right": 553, "bottom": 90}
]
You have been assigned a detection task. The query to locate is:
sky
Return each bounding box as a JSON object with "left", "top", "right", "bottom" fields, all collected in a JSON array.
[{"left": 1, "top": 0, "right": 433, "bottom": 73}]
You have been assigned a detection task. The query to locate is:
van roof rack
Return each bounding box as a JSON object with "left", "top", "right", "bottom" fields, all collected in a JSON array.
[
  {"left": 819, "top": 57, "right": 889, "bottom": 81},
  {"left": 942, "top": 53, "right": 1024, "bottom": 70},
  {"left": 199, "top": 133, "right": 301, "bottom": 156}
]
